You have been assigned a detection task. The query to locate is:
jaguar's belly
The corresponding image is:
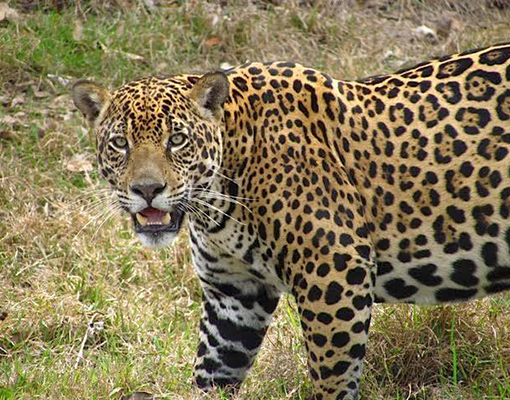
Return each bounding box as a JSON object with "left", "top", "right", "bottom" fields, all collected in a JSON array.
[{"left": 373, "top": 235, "right": 510, "bottom": 304}]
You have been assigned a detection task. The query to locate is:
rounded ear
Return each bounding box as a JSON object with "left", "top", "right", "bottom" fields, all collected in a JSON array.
[
  {"left": 189, "top": 72, "right": 229, "bottom": 120},
  {"left": 72, "top": 80, "right": 111, "bottom": 127}
]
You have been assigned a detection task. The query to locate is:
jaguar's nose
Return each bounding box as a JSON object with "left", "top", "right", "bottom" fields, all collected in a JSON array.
[{"left": 130, "top": 182, "right": 166, "bottom": 204}]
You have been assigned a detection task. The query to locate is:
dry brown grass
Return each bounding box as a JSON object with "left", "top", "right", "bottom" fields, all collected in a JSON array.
[{"left": 1, "top": 1, "right": 510, "bottom": 399}]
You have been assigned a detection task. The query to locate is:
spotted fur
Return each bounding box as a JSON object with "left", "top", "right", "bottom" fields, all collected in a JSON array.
[{"left": 72, "top": 43, "right": 510, "bottom": 400}]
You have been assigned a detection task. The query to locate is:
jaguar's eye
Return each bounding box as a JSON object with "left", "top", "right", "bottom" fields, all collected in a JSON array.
[
  {"left": 111, "top": 136, "right": 128, "bottom": 149},
  {"left": 168, "top": 133, "right": 187, "bottom": 150}
]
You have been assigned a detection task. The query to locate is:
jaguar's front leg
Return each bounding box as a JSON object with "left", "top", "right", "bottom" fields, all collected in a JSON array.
[
  {"left": 193, "top": 278, "right": 281, "bottom": 395},
  {"left": 294, "top": 245, "right": 375, "bottom": 400}
]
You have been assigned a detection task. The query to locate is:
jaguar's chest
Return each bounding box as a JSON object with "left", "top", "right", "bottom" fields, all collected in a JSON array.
[{"left": 187, "top": 221, "right": 287, "bottom": 293}]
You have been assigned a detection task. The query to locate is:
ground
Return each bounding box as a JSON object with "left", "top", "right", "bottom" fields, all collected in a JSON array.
[{"left": 0, "top": 1, "right": 510, "bottom": 399}]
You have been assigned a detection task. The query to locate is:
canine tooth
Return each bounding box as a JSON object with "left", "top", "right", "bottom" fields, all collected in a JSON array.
[
  {"left": 136, "top": 213, "right": 148, "bottom": 226},
  {"left": 162, "top": 212, "right": 171, "bottom": 225}
]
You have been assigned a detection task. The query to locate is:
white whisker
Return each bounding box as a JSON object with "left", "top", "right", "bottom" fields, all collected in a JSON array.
[
  {"left": 92, "top": 204, "right": 122, "bottom": 239},
  {"left": 193, "top": 190, "right": 253, "bottom": 213},
  {"left": 191, "top": 197, "right": 245, "bottom": 226},
  {"left": 213, "top": 169, "right": 241, "bottom": 185},
  {"left": 65, "top": 190, "right": 114, "bottom": 210},
  {"left": 193, "top": 188, "right": 256, "bottom": 201},
  {"left": 73, "top": 200, "right": 120, "bottom": 240},
  {"left": 181, "top": 201, "right": 220, "bottom": 227}
]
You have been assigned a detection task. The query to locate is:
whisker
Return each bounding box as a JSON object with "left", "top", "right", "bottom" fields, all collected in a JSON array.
[
  {"left": 212, "top": 169, "right": 241, "bottom": 185},
  {"left": 71, "top": 197, "right": 119, "bottom": 219},
  {"left": 182, "top": 200, "right": 220, "bottom": 227},
  {"left": 178, "top": 203, "right": 203, "bottom": 223},
  {"left": 217, "top": 164, "right": 238, "bottom": 173},
  {"left": 92, "top": 204, "right": 122, "bottom": 240},
  {"left": 193, "top": 188, "right": 256, "bottom": 201},
  {"left": 74, "top": 187, "right": 113, "bottom": 195},
  {"left": 193, "top": 191, "right": 253, "bottom": 213},
  {"left": 73, "top": 201, "right": 120, "bottom": 240},
  {"left": 161, "top": 192, "right": 189, "bottom": 206},
  {"left": 84, "top": 202, "right": 118, "bottom": 225},
  {"left": 179, "top": 202, "right": 204, "bottom": 224},
  {"left": 191, "top": 197, "right": 245, "bottom": 226},
  {"left": 65, "top": 190, "right": 114, "bottom": 209},
  {"left": 68, "top": 200, "right": 113, "bottom": 223},
  {"left": 67, "top": 199, "right": 108, "bottom": 215},
  {"left": 182, "top": 202, "right": 214, "bottom": 226}
]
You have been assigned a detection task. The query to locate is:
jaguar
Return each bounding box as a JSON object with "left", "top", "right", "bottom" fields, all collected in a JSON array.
[{"left": 72, "top": 43, "right": 510, "bottom": 399}]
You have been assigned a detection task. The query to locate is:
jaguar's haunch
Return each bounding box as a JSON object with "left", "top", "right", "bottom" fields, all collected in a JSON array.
[{"left": 72, "top": 43, "right": 510, "bottom": 400}]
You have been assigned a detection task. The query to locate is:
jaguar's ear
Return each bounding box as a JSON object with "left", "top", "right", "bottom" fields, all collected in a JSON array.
[
  {"left": 190, "top": 72, "right": 229, "bottom": 120},
  {"left": 72, "top": 80, "right": 111, "bottom": 127}
]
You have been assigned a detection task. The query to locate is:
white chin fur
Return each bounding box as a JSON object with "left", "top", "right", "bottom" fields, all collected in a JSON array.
[{"left": 137, "top": 231, "right": 178, "bottom": 248}]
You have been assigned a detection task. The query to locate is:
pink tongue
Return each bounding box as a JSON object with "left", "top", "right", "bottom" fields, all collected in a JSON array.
[{"left": 140, "top": 207, "right": 165, "bottom": 224}]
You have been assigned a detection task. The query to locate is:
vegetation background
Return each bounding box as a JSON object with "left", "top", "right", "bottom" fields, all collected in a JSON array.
[{"left": 1, "top": 0, "right": 510, "bottom": 399}]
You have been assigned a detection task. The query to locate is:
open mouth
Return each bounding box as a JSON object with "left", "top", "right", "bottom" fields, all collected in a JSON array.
[{"left": 132, "top": 206, "right": 185, "bottom": 234}]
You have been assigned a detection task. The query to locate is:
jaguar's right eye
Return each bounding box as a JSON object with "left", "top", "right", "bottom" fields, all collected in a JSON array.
[{"left": 111, "top": 136, "right": 128, "bottom": 149}]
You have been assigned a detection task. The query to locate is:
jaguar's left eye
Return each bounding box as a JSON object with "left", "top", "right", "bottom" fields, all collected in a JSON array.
[
  {"left": 111, "top": 136, "right": 128, "bottom": 149},
  {"left": 168, "top": 133, "right": 187, "bottom": 149}
]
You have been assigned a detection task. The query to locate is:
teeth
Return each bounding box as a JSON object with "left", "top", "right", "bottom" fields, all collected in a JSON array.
[
  {"left": 136, "top": 213, "right": 148, "bottom": 226},
  {"left": 136, "top": 212, "right": 172, "bottom": 227},
  {"left": 162, "top": 212, "right": 171, "bottom": 225}
]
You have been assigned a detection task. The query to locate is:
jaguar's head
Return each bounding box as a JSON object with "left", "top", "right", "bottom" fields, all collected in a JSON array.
[{"left": 72, "top": 73, "right": 229, "bottom": 247}]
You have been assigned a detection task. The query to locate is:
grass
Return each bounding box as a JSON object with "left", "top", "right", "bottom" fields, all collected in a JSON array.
[{"left": 1, "top": 0, "right": 510, "bottom": 399}]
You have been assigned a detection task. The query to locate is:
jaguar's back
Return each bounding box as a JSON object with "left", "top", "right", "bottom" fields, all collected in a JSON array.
[{"left": 333, "top": 44, "right": 510, "bottom": 305}]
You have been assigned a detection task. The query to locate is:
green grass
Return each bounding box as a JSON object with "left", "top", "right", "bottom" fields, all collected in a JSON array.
[{"left": 1, "top": 1, "right": 510, "bottom": 399}]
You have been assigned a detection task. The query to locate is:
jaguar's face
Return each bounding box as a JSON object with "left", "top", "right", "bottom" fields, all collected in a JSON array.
[{"left": 72, "top": 73, "right": 229, "bottom": 247}]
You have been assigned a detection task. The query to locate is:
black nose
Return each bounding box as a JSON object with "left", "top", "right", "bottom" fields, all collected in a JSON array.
[{"left": 130, "top": 182, "right": 166, "bottom": 203}]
